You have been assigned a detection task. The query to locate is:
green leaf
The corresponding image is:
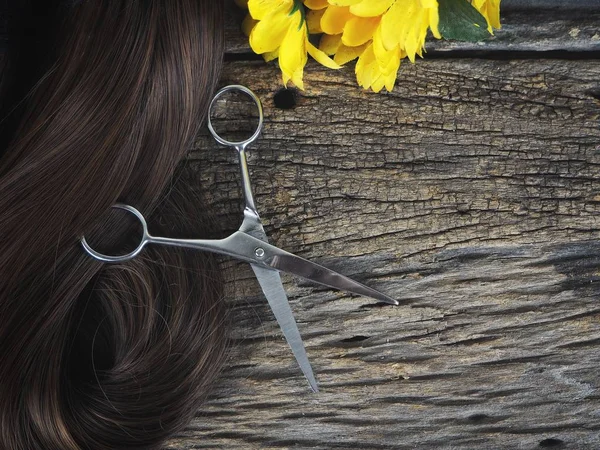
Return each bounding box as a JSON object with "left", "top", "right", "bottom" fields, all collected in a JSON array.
[
  {"left": 438, "top": 0, "right": 491, "bottom": 42},
  {"left": 290, "top": 0, "right": 307, "bottom": 31}
]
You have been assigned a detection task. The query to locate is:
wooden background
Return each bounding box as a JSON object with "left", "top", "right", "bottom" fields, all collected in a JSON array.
[
  {"left": 0, "top": 1, "right": 598, "bottom": 449},
  {"left": 165, "top": 1, "right": 600, "bottom": 449}
]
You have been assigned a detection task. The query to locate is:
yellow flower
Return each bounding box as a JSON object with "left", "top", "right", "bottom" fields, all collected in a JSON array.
[
  {"left": 317, "top": 0, "right": 440, "bottom": 92},
  {"left": 238, "top": 0, "right": 502, "bottom": 93},
  {"left": 247, "top": 0, "right": 340, "bottom": 90}
]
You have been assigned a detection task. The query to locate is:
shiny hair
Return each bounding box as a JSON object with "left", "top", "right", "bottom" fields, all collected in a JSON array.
[{"left": 0, "top": 1, "right": 227, "bottom": 449}]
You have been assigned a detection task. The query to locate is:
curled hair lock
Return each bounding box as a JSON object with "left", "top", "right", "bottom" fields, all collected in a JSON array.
[{"left": 0, "top": 1, "right": 228, "bottom": 449}]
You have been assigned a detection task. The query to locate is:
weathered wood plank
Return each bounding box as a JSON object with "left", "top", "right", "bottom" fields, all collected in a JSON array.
[
  {"left": 224, "top": 1, "right": 600, "bottom": 54},
  {"left": 503, "top": 0, "right": 600, "bottom": 9},
  {"left": 164, "top": 57, "right": 600, "bottom": 449}
]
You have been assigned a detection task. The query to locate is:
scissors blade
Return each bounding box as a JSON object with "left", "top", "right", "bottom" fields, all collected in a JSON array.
[
  {"left": 210, "top": 231, "right": 398, "bottom": 305},
  {"left": 250, "top": 264, "right": 319, "bottom": 393},
  {"left": 268, "top": 253, "right": 398, "bottom": 306}
]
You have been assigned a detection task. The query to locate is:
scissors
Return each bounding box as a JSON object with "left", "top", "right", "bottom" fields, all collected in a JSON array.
[{"left": 81, "top": 85, "right": 398, "bottom": 392}]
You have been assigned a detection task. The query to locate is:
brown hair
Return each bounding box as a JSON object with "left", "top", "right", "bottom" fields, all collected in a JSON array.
[{"left": 0, "top": 1, "right": 227, "bottom": 449}]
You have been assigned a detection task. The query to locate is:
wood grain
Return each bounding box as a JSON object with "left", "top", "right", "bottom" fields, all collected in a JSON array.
[{"left": 163, "top": 55, "right": 600, "bottom": 449}]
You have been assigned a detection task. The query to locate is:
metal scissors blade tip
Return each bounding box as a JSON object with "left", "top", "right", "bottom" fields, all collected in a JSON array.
[{"left": 268, "top": 253, "right": 398, "bottom": 305}]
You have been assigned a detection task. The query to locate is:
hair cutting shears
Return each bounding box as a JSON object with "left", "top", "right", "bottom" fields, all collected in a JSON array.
[{"left": 81, "top": 85, "right": 398, "bottom": 392}]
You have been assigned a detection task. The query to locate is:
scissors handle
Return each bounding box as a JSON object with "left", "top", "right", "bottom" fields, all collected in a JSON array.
[
  {"left": 237, "top": 144, "right": 259, "bottom": 218},
  {"left": 80, "top": 204, "right": 273, "bottom": 265},
  {"left": 207, "top": 85, "right": 264, "bottom": 218}
]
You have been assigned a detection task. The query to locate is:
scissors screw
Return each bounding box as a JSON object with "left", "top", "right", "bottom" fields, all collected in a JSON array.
[{"left": 255, "top": 247, "right": 265, "bottom": 258}]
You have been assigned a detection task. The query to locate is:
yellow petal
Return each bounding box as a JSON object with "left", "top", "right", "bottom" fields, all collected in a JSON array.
[
  {"left": 248, "top": 0, "right": 292, "bottom": 20},
  {"left": 355, "top": 43, "right": 376, "bottom": 89},
  {"left": 333, "top": 42, "right": 369, "bottom": 65},
  {"left": 278, "top": 15, "right": 308, "bottom": 89},
  {"left": 356, "top": 42, "right": 391, "bottom": 92},
  {"left": 304, "top": 0, "right": 329, "bottom": 9},
  {"left": 383, "top": 62, "right": 398, "bottom": 91},
  {"left": 249, "top": 5, "right": 294, "bottom": 53},
  {"left": 349, "top": 0, "right": 394, "bottom": 17},
  {"left": 371, "top": 76, "right": 386, "bottom": 93},
  {"left": 242, "top": 14, "right": 258, "bottom": 37},
  {"left": 428, "top": 4, "right": 441, "bottom": 39},
  {"left": 264, "top": 50, "right": 279, "bottom": 62},
  {"left": 372, "top": 26, "right": 400, "bottom": 75},
  {"left": 307, "top": 42, "right": 342, "bottom": 69},
  {"left": 307, "top": 8, "right": 325, "bottom": 34},
  {"left": 319, "top": 33, "right": 342, "bottom": 55},
  {"left": 321, "top": 5, "right": 353, "bottom": 35},
  {"left": 489, "top": 0, "right": 501, "bottom": 29},
  {"left": 380, "top": 0, "right": 436, "bottom": 62},
  {"left": 356, "top": 42, "right": 399, "bottom": 93},
  {"left": 328, "top": 0, "right": 363, "bottom": 6},
  {"left": 341, "top": 15, "right": 380, "bottom": 47},
  {"left": 472, "top": 0, "right": 501, "bottom": 32},
  {"left": 379, "top": 0, "right": 403, "bottom": 50}
]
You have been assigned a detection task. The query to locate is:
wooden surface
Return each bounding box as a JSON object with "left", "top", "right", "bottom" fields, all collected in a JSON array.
[
  {"left": 0, "top": 1, "right": 597, "bottom": 449},
  {"left": 188, "top": 3, "right": 600, "bottom": 450}
]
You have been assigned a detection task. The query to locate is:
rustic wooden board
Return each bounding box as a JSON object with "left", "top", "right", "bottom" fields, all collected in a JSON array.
[
  {"left": 162, "top": 56, "right": 600, "bottom": 449},
  {"left": 503, "top": 0, "right": 600, "bottom": 9}
]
